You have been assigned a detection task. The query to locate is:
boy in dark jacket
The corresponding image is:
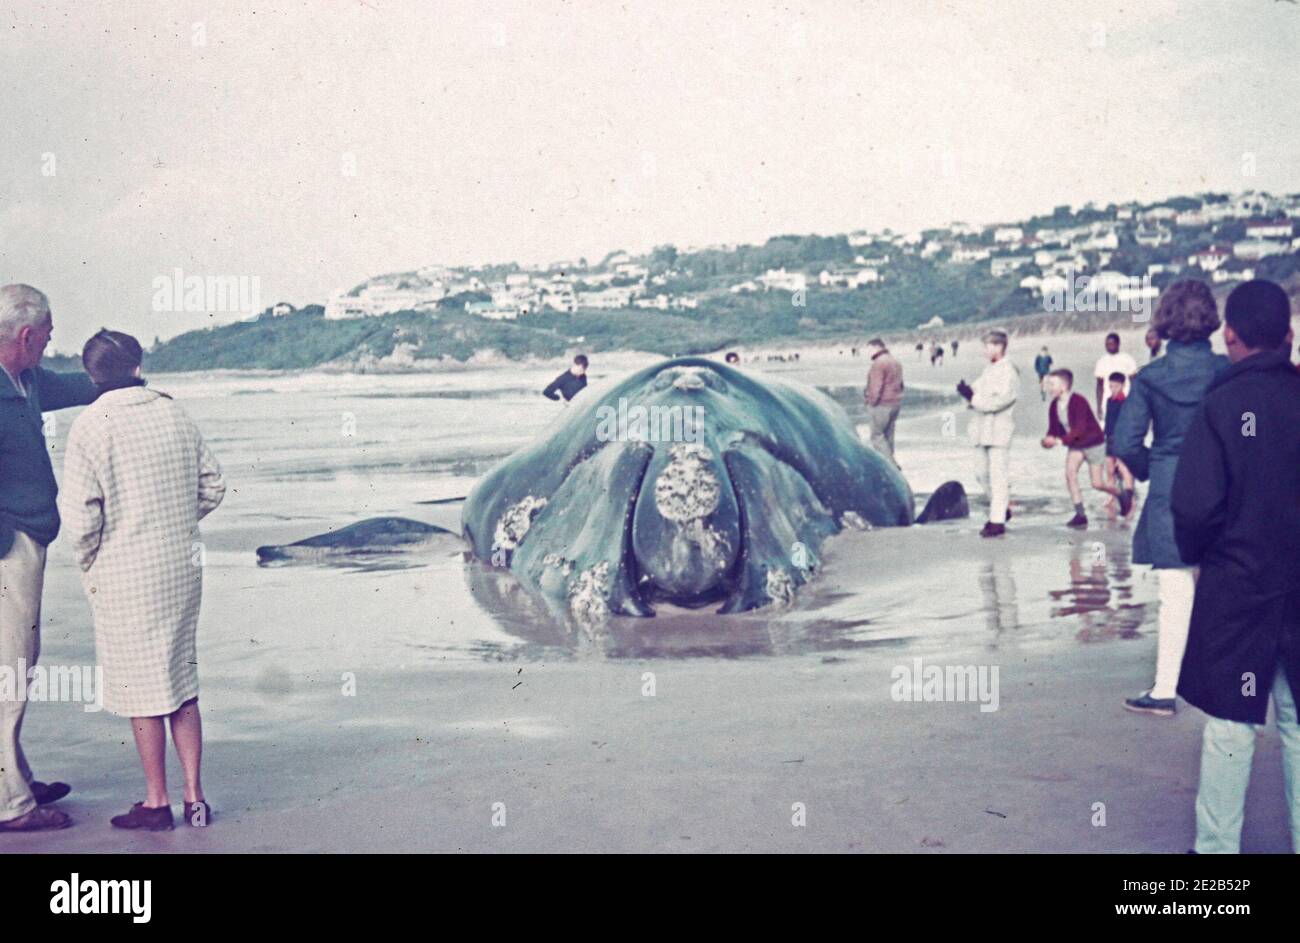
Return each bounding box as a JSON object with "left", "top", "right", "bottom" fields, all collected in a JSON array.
[
  {"left": 542, "top": 354, "right": 588, "bottom": 403},
  {"left": 1171, "top": 279, "right": 1300, "bottom": 854},
  {"left": 1040, "top": 368, "right": 1130, "bottom": 527},
  {"left": 1102, "top": 372, "right": 1136, "bottom": 518}
]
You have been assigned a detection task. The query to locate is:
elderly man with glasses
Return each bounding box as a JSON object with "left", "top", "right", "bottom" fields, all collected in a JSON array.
[{"left": 0, "top": 284, "right": 99, "bottom": 833}]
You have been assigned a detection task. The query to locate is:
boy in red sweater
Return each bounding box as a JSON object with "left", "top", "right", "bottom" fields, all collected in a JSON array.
[{"left": 1041, "top": 368, "right": 1133, "bottom": 528}]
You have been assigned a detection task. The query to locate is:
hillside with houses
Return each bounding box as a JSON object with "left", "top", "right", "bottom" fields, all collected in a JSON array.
[{"left": 145, "top": 190, "right": 1300, "bottom": 371}]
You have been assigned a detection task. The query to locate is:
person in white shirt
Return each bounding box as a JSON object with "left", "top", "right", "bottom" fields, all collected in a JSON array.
[
  {"left": 1093, "top": 332, "right": 1138, "bottom": 418},
  {"left": 957, "top": 330, "right": 1020, "bottom": 538}
]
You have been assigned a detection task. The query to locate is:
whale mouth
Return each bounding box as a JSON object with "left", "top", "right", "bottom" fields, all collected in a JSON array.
[
  {"left": 625, "top": 436, "right": 823, "bottom": 609},
  {"left": 632, "top": 442, "right": 736, "bottom": 605}
]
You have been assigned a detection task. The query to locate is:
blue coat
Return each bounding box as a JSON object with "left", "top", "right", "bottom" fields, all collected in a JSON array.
[
  {"left": 1111, "top": 340, "right": 1228, "bottom": 568},
  {"left": 0, "top": 366, "right": 99, "bottom": 557}
]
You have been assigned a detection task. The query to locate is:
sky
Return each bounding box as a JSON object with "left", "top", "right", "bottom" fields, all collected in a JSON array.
[{"left": 3, "top": 0, "right": 1299, "bottom": 348}]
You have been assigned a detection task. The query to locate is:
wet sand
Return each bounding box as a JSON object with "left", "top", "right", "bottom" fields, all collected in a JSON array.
[
  {"left": 7, "top": 325, "right": 1295, "bottom": 853},
  {"left": 10, "top": 520, "right": 1294, "bottom": 853}
]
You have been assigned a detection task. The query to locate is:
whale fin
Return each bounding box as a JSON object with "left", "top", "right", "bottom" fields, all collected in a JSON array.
[
  {"left": 719, "top": 442, "right": 839, "bottom": 613},
  {"left": 916, "top": 481, "right": 970, "bottom": 524},
  {"left": 511, "top": 441, "right": 656, "bottom": 621},
  {"left": 255, "top": 517, "right": 454, "bottom": 564}
]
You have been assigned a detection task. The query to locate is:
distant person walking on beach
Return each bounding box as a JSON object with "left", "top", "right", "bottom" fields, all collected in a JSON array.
[
  {"left": 1113, "top": 281, "right": 1227, "bottom": 717},
  {"left": 1170, "top": 280, "right": 1300, "bottom": 853},
  {"left": 0, "top": 285, "right": 99, "bottom": 835},
  {"left": 915, "top": 341, "right": 924, "bottom": 361},
  {"left": 950, "top": 339, "right": 959, "bottom": 357},
  {"left": 59, "top": 330, "right": 226, "bottom": 831},
  {"left": 542, "top": 354, "right": 588, "bottom": 402},
  {"left": 1034, "top": 346, "right": 1053, "bottom": 400},
  {"left": 863, "top": 338, "right": 904, "bottom": 468},
  {"left": 1040, "top": 368, "right": 1131, "bottom": 528},
  {"left": 1093, "top": 332, "right": 1137, "bottom": 420},
  {"left": 930, "top": 343, "right": 944, "bottom": 366},
  {"left": 958, "top": 330, "right": 1020, "bottom": 538}
]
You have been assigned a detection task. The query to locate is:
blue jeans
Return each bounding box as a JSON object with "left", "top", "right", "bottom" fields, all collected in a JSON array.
[{"left": 1194, "top": 667, "right": 1300, "bottom": 853}]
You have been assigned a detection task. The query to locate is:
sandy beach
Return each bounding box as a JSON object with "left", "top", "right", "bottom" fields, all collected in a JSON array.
[{"left": 6, "top": 324, "right": 1295, "bottom": 853}]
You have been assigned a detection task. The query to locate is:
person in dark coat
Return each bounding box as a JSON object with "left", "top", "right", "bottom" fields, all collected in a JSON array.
[
  {"left": 542, "top": 354, "right": 588, "bottom": 403},
  {"left": 1033, "top": 346, "right": 1053, "bottom": 400},
  {"left": 1171, "top": 279, "right": 1300, "bottom": 854},
  {"left": 1112, "top": 280, "right": 1229, "bottom": 717}
]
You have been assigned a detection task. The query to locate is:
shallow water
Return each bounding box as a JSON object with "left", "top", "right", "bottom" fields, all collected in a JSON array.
[{"left": 43, "top": 335, "right": 1158, "bottom": 673}]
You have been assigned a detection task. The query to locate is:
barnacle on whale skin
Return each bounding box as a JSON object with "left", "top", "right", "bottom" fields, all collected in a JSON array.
[{"left": 493, "top": 495, "right": 548, "bottom": 551}]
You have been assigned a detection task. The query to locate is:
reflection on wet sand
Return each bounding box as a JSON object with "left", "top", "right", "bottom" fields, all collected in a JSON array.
[
  {"left": 464, "top": 558, "right": 915, "bottom": 660},
  {"left": 461, "top": 526, "right": 1152, "bottom": 660},
  {"left": 979, "top": 558, "right": 1020, "bottom": 636},
  {"left": 1048, "top": 538, "right": 1147, "bottom": 642}
]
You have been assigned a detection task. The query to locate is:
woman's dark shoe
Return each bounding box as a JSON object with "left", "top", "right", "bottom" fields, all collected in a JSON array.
[
  {"left": 1124, "top": 692, "right": 1176, "bottom": 717},
  {"left": 980, "top": 522, "right": 1006, "bottom": 538},
  {"left": 110, "top": 802, "right": 174, "bottom": 831},
  {"left": 1066, "top": 512, "right": 1088, "bottom": 529},
  {"left": 30, "top": 781, "right": 71, "bottom": 805},
  {"left": 177, "top": 800, "right": 212, "bottom": 827}
]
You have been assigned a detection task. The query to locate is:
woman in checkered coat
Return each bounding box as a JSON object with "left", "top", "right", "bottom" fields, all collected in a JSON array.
[{"left": 58, "top": 330, "right": 225, "bottom": 831}]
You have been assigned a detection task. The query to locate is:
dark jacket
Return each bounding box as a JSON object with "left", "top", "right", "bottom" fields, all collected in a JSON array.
[
  {"left": 543, "top": 370, "right": 587, "bottom": 402},
  {"left": 0, "top": 366, "right": 100, "bottom": 557},
  {"left": 1111, "top": 339, "right": 1228, "bottom": 568},
  {"left": 1172, "top": 350, "right": 1300, "bottom": 723},
  {"left": 1033, "top": 353, "right": 1053, "bottom": 378},
  {"left": 1046, "top": 392, "right": 1104, "bottom": 449},
  {"left": 1102, "top": 393, "right": 1126, "bottom": 440}
]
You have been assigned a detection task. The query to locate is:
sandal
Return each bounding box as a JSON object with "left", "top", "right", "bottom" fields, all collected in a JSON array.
[{"left": 0, "top": 806, "right": 73, "bottom": 832}]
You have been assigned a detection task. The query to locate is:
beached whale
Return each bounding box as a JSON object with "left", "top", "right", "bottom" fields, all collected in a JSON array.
[
  {"left": 256, "top": 517, "right": 454, "bottom": 564},
  {"left": 462, "top": 357, "right": 966, "bottom": 619}
]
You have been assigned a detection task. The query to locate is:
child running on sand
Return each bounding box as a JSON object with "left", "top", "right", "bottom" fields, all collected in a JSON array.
[
  {"left": 1041, "top": 368, "right": 1132, "bottom": 528},
  {"left": 1102, "top": 371, "right": 1137, "bottom": 518}
]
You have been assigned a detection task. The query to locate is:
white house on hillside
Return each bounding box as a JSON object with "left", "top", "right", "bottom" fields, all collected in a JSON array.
[
  {"left": 1187, "top": 247, "right": 1232, "bottom": 271},
  {"left": 951, "top": 246, "right": 991, "bottom": 263},
  {"left": 1245, "top": 219, "right": 1293, "bottom": 239},
  {"left": 758, "top": 268, "right": 807, "bottom": 292},
  {"left": 990, "top": 255, "right": 1032, "bottom": 277},
  {"left": 1233, "top": 239, "right": 1288, "bottom": 261}
]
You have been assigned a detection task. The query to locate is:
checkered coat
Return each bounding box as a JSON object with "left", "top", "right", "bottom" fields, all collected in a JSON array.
[{"left": 58, "top": 386, "right": 225, "bottom": 717}]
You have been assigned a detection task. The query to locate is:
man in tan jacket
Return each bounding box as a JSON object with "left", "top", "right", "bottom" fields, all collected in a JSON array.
[{"left": 863, "top": 338, "right": 904, "bottom": 467}]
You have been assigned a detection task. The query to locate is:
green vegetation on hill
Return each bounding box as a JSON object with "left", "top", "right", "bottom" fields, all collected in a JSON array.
[
  {"left": 134, "top": 194, "right": 1300, "bottom": 372},
  {"left": 142, "top": 266, "right": 1040, "bottom": 372}
]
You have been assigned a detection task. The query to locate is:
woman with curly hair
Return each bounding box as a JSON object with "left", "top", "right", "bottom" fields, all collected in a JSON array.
[{"left": 1113, "top": 280, "right": 1228, "bottom": 717}]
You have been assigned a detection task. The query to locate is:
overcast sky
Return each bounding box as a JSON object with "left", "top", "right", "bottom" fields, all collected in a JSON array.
[{"left": 3, "top": 0, "right": 1299, "bottom": 347}]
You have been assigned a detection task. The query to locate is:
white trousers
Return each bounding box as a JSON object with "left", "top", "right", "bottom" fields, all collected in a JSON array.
[
  {"left": 0, "top": 531, "right": 46, "bottom": 822},
  {"left": 975, "top": 445, "right": 1010, "bottom": 525},
  {"left": 1150, "top": 567, "right": 1197, "bottom": 700},
  {"left": 1195, "top": 667, "right": 1300, "bottom": 854}
]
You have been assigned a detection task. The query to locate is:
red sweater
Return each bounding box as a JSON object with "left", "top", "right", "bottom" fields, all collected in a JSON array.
[{"left": 1047, "top": 392, "right": 1105, "bottom": 449}]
